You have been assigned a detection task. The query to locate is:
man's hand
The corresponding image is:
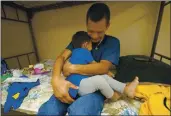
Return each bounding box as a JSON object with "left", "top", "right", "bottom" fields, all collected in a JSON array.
[
  {"left": 51, "top": 77, "right": 78, "bottom": 104},
  {"left": 63, "top": 60, "right": 75, "bottom": 77}
]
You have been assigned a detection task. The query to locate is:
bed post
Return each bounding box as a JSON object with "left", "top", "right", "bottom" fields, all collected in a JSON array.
[
  {"left": 27, "top": 10, "right": 40, "bottom": 63},
  {"left": 149, "top": 1, "right": 165, "bottom": 61}
]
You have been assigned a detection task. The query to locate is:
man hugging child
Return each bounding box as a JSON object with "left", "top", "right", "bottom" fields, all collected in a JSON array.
[{"left": 65, "top": 31, "right": 139, "bottom": 101}]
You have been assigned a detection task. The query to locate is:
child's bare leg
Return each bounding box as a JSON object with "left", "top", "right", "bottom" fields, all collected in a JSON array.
[{"left": 123, "top": 76, "right": 139, "bottom": 98}]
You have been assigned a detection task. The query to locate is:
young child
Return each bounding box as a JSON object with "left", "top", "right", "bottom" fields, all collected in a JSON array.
[{"left": 65, "top": 31, "right": 139, "bottom": 100}]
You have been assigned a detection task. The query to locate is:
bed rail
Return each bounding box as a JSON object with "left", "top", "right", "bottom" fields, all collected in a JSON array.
[
  {"left": 4, "top": 52, "right": 36, "bottom": 69},
  {"left": 154, "top": 52, "right": 171, "bottom": 63}
]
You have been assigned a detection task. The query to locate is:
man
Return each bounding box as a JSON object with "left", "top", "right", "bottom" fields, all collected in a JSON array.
[{"left": 38, "top": 3, "right": 120, "bottom": 115}]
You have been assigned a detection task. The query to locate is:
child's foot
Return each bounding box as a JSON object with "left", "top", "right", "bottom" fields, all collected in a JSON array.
[{"left": 124, "top": 76, "right": 139, "bottom": 98}]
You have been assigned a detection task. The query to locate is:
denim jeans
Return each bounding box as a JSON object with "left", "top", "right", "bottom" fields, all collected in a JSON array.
[{"left": 37, "top": 92, "right": 105, "bottom": 116}]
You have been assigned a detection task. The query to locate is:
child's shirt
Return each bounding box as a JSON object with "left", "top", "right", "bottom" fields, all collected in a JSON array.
[{"left": 65, "top": 48, "right": 94, "bottom": 99}]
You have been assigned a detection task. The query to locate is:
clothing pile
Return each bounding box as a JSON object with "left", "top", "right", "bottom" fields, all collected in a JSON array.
[
  {"left": 1, "top": 61, "right": 53, "bottom": 113},
  {"left": 135, "top": 84, "right": 170, "bottom": 115},
  {"left": 4, "top": 79, "right": 40, "bottom": 113},
  {"left": 22, "top": 63, "right": 51, "bottom": 76}
]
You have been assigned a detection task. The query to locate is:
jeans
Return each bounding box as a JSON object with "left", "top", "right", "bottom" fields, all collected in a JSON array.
[{"left": 37, "top": 92, "right": 105, "bottom": 116}]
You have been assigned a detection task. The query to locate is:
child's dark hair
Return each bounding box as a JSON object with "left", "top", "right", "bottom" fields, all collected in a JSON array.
[{"left": 72, "top": 31, "right": 91, "bottom": 49}]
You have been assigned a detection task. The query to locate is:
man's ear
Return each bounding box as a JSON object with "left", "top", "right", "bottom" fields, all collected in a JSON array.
[{"left": 106, "top": 22, "right": 110, "bottom": 30}]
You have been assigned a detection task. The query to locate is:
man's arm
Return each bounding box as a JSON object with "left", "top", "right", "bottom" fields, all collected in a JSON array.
[
  {"left": 89, "top": 61, "right": 114, "bottom": 77},
  {"left": 63, "top": 38, "right": 120, "bottom": 77},
  {"left": 52, "top": 49, "right": 72, "bottom": 79},
  {"left": 51, "top": 49, "right": 78, "bottom": 104},
  {"left": 64, "top": 60, "right": 113, "bottom": 76}
]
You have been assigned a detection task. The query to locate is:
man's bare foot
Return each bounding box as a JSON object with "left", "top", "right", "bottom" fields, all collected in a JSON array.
[
  {"left": 105, "top": 91, "right": 121, "bottom": 103},
  {"left": 124, "top": 76, "right": 139, "bottom": 98},
  {"left": 111, "top": 91, "right": 121, "bottom": 101}
]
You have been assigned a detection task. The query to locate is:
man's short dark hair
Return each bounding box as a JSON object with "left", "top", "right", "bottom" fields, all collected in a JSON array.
[
  {"left": 86, "top": 3, "right": 110, "bottom": 24},
  {"left": 72, "top": 31, "right": 91, "bottom": 49}
]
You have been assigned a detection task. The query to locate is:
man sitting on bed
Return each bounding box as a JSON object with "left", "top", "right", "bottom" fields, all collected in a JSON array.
[
  {"left": 38, "top": 3, "right": 133, "bottom": 116},
  {"left": 66, "top": 31, "right": 139, "bottom": 100}
]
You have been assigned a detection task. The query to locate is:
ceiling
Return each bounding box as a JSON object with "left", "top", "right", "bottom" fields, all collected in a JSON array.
[
  {"left": 11, "top": 1, "right": 96, "bottom": 12},
  {"left": 13, "top": 1, "right": 64, "bottom": 8}
]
